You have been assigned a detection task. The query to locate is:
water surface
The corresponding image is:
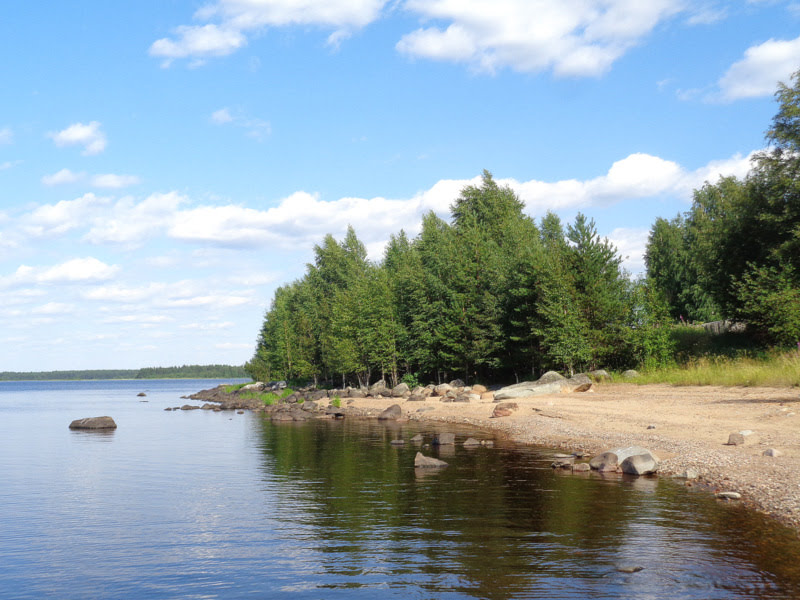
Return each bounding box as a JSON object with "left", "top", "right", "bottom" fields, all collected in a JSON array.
[{"left": 2, "top": 379, "right": 800, "bottom": 599}]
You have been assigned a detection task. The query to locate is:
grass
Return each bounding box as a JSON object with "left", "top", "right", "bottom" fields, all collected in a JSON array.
[
  {"left": 236, "top": 387, "right": 295, "bottom": 406},
  {"left": 224, "top": 383, "right": 248, "bottom": 394},
  {"left": 330, "top": 396, "right": 341, "bottom": 408},
  {"left": 636, "top": 351, "right": 800, "bottom": 387}
]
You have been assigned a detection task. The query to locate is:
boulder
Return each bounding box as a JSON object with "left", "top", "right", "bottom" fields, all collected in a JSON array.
[
  {"left": 69, "top": 416, "right": 117, "bottom": 430},
  {"left": 377, "top": 404, "right": 403, "bottom": 420},
  {"left": 538, "top": 371, "right": 566, "bottom": 384},
  {"left": 137, "top": 392, "right": 146, "bottom": 397},
  {"left": 567, "top": 373, "right": 592, "bottom": 387},
  {"left": 763, "top": 448, "right": 783, "bottom": 457},
  {"left": 414, "top": 452, "right": 448, "bottom": 468},
  {"left": 572, "top": 463, "right": 591, "bottom": 472},
  {"left": 471, "top": 384, "right": 488, "bottom": 394},
  {"left": 480, "top": 391, "right": 495, "bottom": 402},
  {"left": 433, "top": 383, "right": 452, "bottom": 397},
  {"left": 391, "top": 383, "right": 411, "bottom": 397},
  {"left": 491, "top": 402, "right": 518, "bottom": 418},
  {"left": 620, "top": 452, "right": 659, "bottom": 475},
  {"left": 369, "top": 379, "right": 387, "bottom": 393},
  {"left": 349, "top": 388, "right": 366, "bottom": 399},
  {"left": 588, "top": 369, "right": 612, "bottom": 382},
  {"left": 622, "top": 370, "right": 640, "bottom": 379},
  {"left": 433, "top": 432, "right": 455, "bottom": 445},
  {"left": 449, "top": 379, "right": 465, "bottom": 388},
  {"left": 590, "top": 446, "right": 659, "bottom": 474},
  {"left": 494, "top": 381, "right": 564, "bottom": 400},
  {"left": 408, "top": 386, "right": 429, "bottom": 401}
]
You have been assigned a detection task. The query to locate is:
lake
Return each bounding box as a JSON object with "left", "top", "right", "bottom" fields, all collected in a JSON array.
[{"left": 2, "top": 379, "right": 800, "bottom": 599}]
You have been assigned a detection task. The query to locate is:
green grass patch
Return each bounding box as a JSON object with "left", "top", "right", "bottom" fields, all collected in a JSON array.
[
  {"left": 330, "top": 396, "right": 341, "bottom": 408},
  {"left": 224, "top": 383, "right": 249, "bottom": 394},
  {"left": 237, "top": 387, "right": 295, "bottom": 406},
  {"left": 636, "top": 351, "right": 800, "bottom": 387}
]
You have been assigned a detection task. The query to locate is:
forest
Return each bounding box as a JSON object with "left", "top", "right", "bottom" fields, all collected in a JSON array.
[{"left": 246, "top": 74, "right": 800, "bottom": 388}]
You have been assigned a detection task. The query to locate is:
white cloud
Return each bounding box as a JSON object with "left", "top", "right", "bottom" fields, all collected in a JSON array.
[
  {"left": 41, "top": 169, "right": 139, "bottom": 188},
  {"left": 718, "top": 35, "right": 800, "bottom": 100},
  {"left": 211, "top": 108, "right": 234, "bottom": 124},
  {"left": 42, "top": 168, "right": 85, "bottom": 186},
  {"left": 25, "top": 193, "right": 109, "bottom": 237},
  {"left": 0, "top": 127, "right": 12, "bottom": 145},
  {"left": 397, "top": 0, "right": 687, "bottom": 76},
  {"left": 151, "top": 0, "right": 388, "bottom": 64},
  {"left": 0, "top": 160, "right": 22, "bottom": 172},
  {"left": 48, "top": 121, "right": 107, "bottom": 155},
  {"left": 31, "top": 302, "right": 75, "bottom": 315},
  {"left": 210, "top": 107, "right": 271, "bottom": 140},
  {"left": 90, "top": 173, "right": 141, "bottom": 188},
  {"left": 606, "top": 227, "right": 650, "bottom": 274},
  {"left": 83, "top": 192, "right": 187, "bottom": 245},
  {"left": 150, "top": 24, "right": 247, "bottom": 64},
  {"left": 6, "top": 257, "right": 119, "bottom": 286}
]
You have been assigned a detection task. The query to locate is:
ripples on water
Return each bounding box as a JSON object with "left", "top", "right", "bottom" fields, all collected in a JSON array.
[{"left": 2, "top": 379, "right": 800, "bottom": 599}]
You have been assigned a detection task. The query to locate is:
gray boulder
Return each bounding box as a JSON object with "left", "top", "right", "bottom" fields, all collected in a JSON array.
[
  {"left": 590, "top": 446, "right": 659, "bottom": 475},
  {"left": 727, "top": 432, "right": 746, "bottom": 446},
  {"left": 538, "top": 371, "right": 566, "bottom": 384},
  {"left": 391, "top": 383, "right": 411, "bottom": 397},
  {"left": 377, "top": 404, "right": 403, "bottom": 420},
  {"left": 588, "top": 369, "right": 612, "bottom": 382},
  {"left": 414, "top": 452, "right": 448, "bottom": 468},
  {"left": 620, "top": 452, "right": 659, "bottom": 475},
  {"left": 449, "top": 379, "right": 466, "bottom": 388},
  {"left": 433, "top": 383, "right": 452, "bottom": 396},
  {"left": 622, "top": 370, "right": 640, "bottom": 379},
  {"left": 69, "top": 416, "right": 117, "bottom": 430},
  {"left": 494, "top": 381, "right": 564, "bottom": 400}
]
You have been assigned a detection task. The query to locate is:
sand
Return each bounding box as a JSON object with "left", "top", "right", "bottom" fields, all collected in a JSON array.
[{"left": 344, "top": 383, "right": 800, "bottom": 532}]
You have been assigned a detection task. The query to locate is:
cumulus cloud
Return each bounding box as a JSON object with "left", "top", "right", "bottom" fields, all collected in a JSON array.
[
  {"left": 90, "top": 173, "right": 141, "bottom": 188},
  {"left": 41, "top": 168, "right": 85, "bottom": 186},
  {"left": 83, "top": 191, "right": 187, "bottom": 245},
  {"left": 397, "top": 0, "right": 688, "bottom": 76},
  {"left": 151, "top": 0, "right": 387, "bottom": 65},
  {"left": 717, "top": 35, "right": 800, "bottom": 101},
  {"left": 0, "top": 127, "right": 12, "bottom": 145},
  {"left": 48, "top": 121, "right": 107, "bottom": 155},
  {"left": 4, "top": 257, "right": 119, "bottom": 286},
  {"left": 25, "top": 193, "right": 109, "bottom": 237},
  {"left": 606, "top": 228, "right": 651, "bottom": 274}
]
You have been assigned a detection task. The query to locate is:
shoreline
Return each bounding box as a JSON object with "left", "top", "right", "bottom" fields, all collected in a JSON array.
[{"left": 337, "top": 383, "right": 800, "bottom": 533}]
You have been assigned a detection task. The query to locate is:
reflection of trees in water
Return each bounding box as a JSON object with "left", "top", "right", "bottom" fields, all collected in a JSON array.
[{"left": 251, "top": 417, "right": 800, "bottom": 598}]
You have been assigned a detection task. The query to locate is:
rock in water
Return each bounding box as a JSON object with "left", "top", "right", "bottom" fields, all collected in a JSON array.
[
  {"left": 377, "top": 404, "right": 402, "bottom": 420},
  {"left": 414, "top": 452, "right": 448, "bottom": 468},
  {"left": 433, "top": 432, "right": 455, "bottom": 445},
  {"left": 620, "top": 452, "right": 659, "bottom": 475},
  {"left": 69, "top": 416, "right": 117, "bottom": 430}
]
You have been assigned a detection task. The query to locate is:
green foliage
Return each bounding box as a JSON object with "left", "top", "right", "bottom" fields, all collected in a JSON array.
[
  {"left": 400, "top": 372, "right": 420, "bottom": 388},
  {"left": 331, "top": 396, "right": 342, "bottom": 408}
]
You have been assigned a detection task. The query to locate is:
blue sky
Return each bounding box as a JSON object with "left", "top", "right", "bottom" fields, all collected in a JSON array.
[{"left": 1, "top": 1, "right": 799, "bottom": 371}]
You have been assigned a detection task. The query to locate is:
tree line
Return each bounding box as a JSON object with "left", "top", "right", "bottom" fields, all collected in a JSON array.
[
  {"left": 248, "top": 73, "right": 800, "bottom": 388},
  {"left": 246, "top": 172, "right": 671, "bottom": 387},
  {"left": 0, "top": 364, "right": 248, "bottom": 381},
  {"left": 646, "top": 72, "right": 800, "bottom": 347}
]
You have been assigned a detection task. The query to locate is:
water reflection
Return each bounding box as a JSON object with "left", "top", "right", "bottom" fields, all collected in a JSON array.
[{"left": 255, "top": 416, "right": 800, "bottom": 599}]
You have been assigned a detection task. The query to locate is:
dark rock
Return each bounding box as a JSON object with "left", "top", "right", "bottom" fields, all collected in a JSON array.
[
  {"left": 377, "top": 404, "right": 403, "bottom": 420},
  {"left": 449, "top": 379, "right": 465, "bottom": 388},
  {"left": 180, "top": 405, "right": 200, "bottom": 410},
  {"left": 69, "top": 416, "right": 117, "bottom": 430},
  {"left": 616, "top": 566, "right": 644, "bottom": 574},
  {"left": 137, "top": 392, "right": 146, "bottom": 397},
  {"left": 414, "top": 452, "right": 448, "bottom": 468},
  {"left": 727, "top": 432, "right": 746, "bottom": 446},
  {"left": 620, "top": 452, "right": 659, "bottom": 475}
]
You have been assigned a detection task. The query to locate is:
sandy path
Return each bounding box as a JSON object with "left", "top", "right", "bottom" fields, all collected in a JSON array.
[{"left": 345, "top": 383, "right": 800, "bottom": 531}]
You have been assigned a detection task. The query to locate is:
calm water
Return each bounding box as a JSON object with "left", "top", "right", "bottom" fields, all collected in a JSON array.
[{"left": 2, "top": 380, "right": 800, "bottom": 599}]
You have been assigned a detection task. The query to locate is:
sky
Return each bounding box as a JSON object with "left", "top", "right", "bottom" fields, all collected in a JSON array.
[{"left": 1, "top": 1, "right": 799, "bottom": 372}]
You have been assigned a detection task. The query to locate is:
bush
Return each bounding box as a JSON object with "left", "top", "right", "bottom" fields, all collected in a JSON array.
[{"left": 400, "top": 372, "right": 420, "bottom": 389}]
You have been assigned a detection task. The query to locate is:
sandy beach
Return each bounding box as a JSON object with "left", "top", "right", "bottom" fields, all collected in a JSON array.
[{"left": 343, "top": 383, "right": 800, "bottom": 532}]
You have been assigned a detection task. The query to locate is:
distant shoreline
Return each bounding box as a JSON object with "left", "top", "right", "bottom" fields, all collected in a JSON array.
[{"left": 0, "top": 365, "right": 249, "bottom": 382}]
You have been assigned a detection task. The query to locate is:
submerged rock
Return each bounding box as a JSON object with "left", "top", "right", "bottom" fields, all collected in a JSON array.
[{"left": 414, "top": 452, "right": 448, "bottom": 468}]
